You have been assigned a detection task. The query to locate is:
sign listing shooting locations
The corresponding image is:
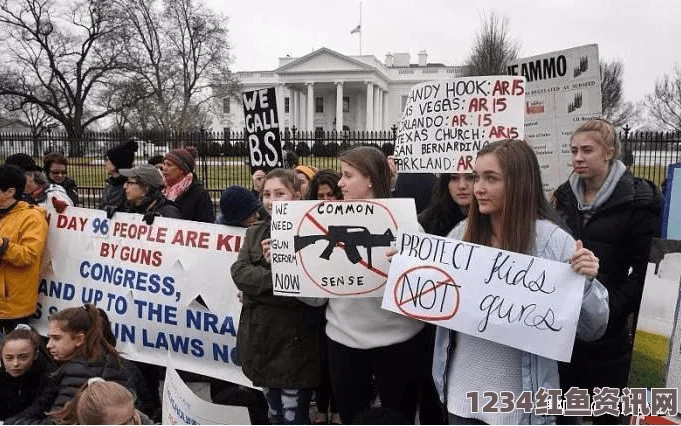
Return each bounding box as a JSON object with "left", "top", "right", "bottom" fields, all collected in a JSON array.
[
  {"left": 242, "top": 87, "right": 284, "bottom": 173},
  {"left": 381, "top": 231, "right": 585, "bottom": 361},
  {"left": 393, "top": 76, "right": 525, "bottom": 173},
  {"left": 271, "top": 199, "right": 419, "bottom": 298}
]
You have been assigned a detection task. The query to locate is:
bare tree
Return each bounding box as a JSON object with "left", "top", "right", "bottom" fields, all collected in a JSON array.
[
  {"left": 113, "top": 0, "right": 239, "bottom": 133},
  {"left": 600, "top": 59, "right": 639, "bottom": 127},
  {"left": 0, "top": 0, "right": 142, "bottom": 155},
  {"left": 645, "top": 66, "right": 681, "bottom": 132},
  {"left": 466, "top": 12, "right": 520, "bottom": 76},
  {"left": 1, "top": 97, "right": 57, "bottom": 155}
]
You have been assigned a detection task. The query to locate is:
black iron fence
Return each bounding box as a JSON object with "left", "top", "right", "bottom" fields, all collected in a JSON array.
[{"left": 0, "top": 127, "right": 679, "bottom": 209}]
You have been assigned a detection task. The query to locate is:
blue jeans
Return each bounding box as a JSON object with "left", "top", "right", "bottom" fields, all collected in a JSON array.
[{"left": 263, "top": 388, "right": 313, "bottom": 425}]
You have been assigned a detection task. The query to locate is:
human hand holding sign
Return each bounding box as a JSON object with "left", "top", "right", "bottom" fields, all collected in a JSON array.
[
  {"left": 570, "top": 239, "right": 599, "bottom": 280},
  {"left": 262, "top": 238, "right": 271, "bottom": 263}
]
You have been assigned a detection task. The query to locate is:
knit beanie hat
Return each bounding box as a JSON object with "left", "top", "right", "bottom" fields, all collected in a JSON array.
[
  {"left": 164, "top": 146, "right": 197, "bottom": 174},
  {"left": 5, "top": 153, "right": 43, "bottom": 172},
  {"left": 219, "top": 185, "right": 261, "bottom": 226},
  {"left": 106, "top": 140, "right": 138, "bottom": 170},
  {"left": 295, "top": 165, "right": 318, "bottom": 182}
]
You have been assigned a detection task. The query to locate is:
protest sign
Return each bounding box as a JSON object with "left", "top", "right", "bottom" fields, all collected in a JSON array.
[
  {"left": 393, "top": 76, "right": 525, "bottom": 173},
  {"left": 271, "top": 199, "right": 418, "bottom": 298},
  {"left": 381, "top": 231, "right": 585, "bottom": 361},
  {"left": 662, "top": 164, "right": 681, "bottom": 239},
  {"left": 33, "top": 207, "right": 251, "bottom": 387},
  {"left": 507, "top": 44, "right": 602, "bottom": 193},
  {"left": 162, "top": 361, "right": 251, "bottom": 425},
  {"left": 242, "top": 87, "right": 283, "bottom": 173}
]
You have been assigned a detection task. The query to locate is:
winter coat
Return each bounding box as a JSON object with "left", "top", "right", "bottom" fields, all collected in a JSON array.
[
  {"left": 99, "top": 175, "right": 128, "bottom": 211},
  {"left": 174, "top": 174, "right": 215, "bottom": 223},
  {"left": 553, "top": 171, "right": 661, "bottom": 359},
  {"left": 230, "top": 220, "right": 322, "bottom": 389},
  {"left": 0, "top": 201, "right": 48, "bottom": 319},
  {"left": 433, "top": 219, "right": 610, "bottom": 425},
  {"left": 124, "top": 189, "right": 182, "bottom": 220},
  {"left": 48, "top": 177, "right": 79, "bottom": 206},
  {"left": 0, "top": 352, "right": 56, "bottom": 420},
  {"left": 31, "top": 184, "right": 73, "bottom": 210},
  {"left": 392, "top": 173, "right": 438, "bottom": 214},
  {"left": 6, "top": 354, "right": 151, "bottom": 424}
]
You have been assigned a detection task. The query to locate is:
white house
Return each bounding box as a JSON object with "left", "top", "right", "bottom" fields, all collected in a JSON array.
[{"left": 212, "top": 47, "right": 469, "bottom": 133}]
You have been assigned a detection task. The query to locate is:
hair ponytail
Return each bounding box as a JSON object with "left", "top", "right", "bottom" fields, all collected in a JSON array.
[{"left": 50, "top": 304, "right": 120, "bottom": 363}]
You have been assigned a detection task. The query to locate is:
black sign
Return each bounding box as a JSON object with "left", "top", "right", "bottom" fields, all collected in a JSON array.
[{"left": 242, "top": 87, "right": 284, "bottom": 173}]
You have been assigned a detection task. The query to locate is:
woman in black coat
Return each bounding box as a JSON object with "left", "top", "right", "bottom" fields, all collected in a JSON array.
[
  {"left": 161, "top": 147, "right": 215, "bottom": 223},
  {"left": 553, "top": 119, "right": 661, "bottom": 425}
]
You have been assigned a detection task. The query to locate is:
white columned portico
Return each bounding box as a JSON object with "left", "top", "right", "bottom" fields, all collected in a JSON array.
[
  {"left": 373, "top": 85, "right": 380, "bottom": 131},
  {"left": 382, "top": 89, "right": 389, "bottom": 130},
  {"left": 300, "top": 92, "right": 306, "bottom": 131},
  {"left": 306, "top": 82, "right": 315, "bottom": 132},
  {"left": 366, "top": 82, "right": 374, "bottom": 131},
  {"left": 335, "top": 81, "right": 344, "bottom": 132}
]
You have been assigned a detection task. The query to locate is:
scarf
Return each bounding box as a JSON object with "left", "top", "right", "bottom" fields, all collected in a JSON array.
[
  {"left": 569, "top": 159, "right": 626, "bottom": 224},
  {"left": 163, "top": 173, "right": 194, "bottom": 201}
]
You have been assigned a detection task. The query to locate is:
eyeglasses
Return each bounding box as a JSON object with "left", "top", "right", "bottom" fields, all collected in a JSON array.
[
  {"left": 125, "top": 180, "right": 141, "bottom": 186},
  {"left": 49, "top": 170, "right": 67, "bottom": 175}
]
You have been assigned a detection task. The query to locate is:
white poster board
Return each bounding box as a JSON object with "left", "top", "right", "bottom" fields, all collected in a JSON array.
[
  {"left": 507, "top": 44, "right": 602, "bottom": 193},
  {"left": 271, "top": 199, "right": 418, "bottom": 298},
  {"left": 162, "top": 362, "right": 251, "bottom": 425},
  {"left": 381, "top": 231, "right": 585, "bottom": 361},
  {"left": 393, "top": 76, "right": 525, "bottom": 173},
  {"left": 32, "top": 207, "right": 251, "bottom": 387}
]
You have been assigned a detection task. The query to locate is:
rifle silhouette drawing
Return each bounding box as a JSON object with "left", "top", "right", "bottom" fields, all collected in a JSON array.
[{"left": 294, "top": 226, "right": 395, "bottom": 269}]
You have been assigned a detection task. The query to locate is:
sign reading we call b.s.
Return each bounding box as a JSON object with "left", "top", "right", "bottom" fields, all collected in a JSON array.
[{"left": 242, "top": 87, "right": 284, "bottom": 173}]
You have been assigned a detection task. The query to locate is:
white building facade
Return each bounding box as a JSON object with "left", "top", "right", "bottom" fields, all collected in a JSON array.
[{"left": 212, "top": 48, "right": 469, "bottom": 133}]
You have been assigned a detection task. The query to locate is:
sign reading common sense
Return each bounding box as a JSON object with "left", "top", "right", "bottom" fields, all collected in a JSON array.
[
  {"left": 270, "top": 199, "right": 418, "bottom": 298},
  {"left": 381, "top": 231, "right": 585, "bottom": 361},
  {"left": 393, "top": 76, "right": 525, "bottom": 173}
]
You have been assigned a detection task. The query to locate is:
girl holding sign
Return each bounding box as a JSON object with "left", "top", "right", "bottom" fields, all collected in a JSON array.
[
  {"left": 433, "top": 139, "right": 609, "bottom": 425},
  {"left": 326, "top": 146, "right": 427, "bottom": 424},
  {"left": 231, "top": 168, "right": 322, "bottom": 425},
  {"left": 553, "top": 119, "right": 661, "bottom": 424}
]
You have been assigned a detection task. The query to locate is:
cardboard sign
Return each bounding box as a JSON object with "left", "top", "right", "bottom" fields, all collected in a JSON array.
[
  {"left": 33, "top": 207, "right": 251, "bottom": 387},
  {"left": 507, "top": 44, "right": 602, "bottom": 193},
  {"left": 381, "top": 231, "right": 585, "bottom": 361},
  {"left": 242, "top": 87, "right": 284, "bottom": 173},
  {"left": 270, "top": 199, "right": 418, "bottom": 298},
  {"left": 393, "top": 76, "right": 525, "bottom": 173},
  {"left": 162, "top": 361, "right": 251, "bottom": 424}
]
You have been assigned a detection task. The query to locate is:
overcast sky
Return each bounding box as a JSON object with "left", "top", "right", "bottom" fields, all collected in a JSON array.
[{"left": 206, "top": 0, "right": 679, "bottom": 105}]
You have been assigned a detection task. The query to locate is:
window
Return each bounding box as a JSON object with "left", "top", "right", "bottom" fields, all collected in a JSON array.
[
  {"left": 343, "top": 96, "right": 350, "bottom": 113},
  {"left": 315, "top": 97, "right": 324, "bottom": 113},
  {"left": 401, "top": 95, "right": 408, "bottom": 112},
  {"left": 284, "top": 97, "right": 290, "bottom": 113},
  {"left": 223, "top": 97, "right": 230, "bottom": 114}
]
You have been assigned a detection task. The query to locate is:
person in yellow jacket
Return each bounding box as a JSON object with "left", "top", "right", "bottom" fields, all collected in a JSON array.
[{"left": 0, "top": 165, "right": 48, "bottom": 335}]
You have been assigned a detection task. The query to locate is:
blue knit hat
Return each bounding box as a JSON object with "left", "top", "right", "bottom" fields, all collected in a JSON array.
[{"left": 219, "top": 185, "right": 260, "bottom": 226}]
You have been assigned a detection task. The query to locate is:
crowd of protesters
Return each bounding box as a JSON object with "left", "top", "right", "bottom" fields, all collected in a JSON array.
[{"left": 0, "top": 117, "right": 663, "bottom": 425}]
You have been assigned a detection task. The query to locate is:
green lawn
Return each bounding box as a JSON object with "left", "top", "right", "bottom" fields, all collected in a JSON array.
[{"left": 628, "top": 330, "right": 670, "bottom": 388}]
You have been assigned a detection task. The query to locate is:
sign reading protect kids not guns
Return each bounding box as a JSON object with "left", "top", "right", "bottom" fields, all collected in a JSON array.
[
  {"left": 381, "top": 231, "right": 585, "bottom": 362},
  {"left": 271, "top": 199, "right": 419, "bottom": 298},
  {"left": 32, "top": 207, "right": 252, "bottom": 388},
  {"left": 393, "top": 76, "right": 525, "bottom": 173}
]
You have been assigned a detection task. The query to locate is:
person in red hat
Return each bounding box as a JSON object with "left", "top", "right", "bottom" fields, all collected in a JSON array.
[{"left": 161, "top": 147, "right": 214, "bottom": 223}]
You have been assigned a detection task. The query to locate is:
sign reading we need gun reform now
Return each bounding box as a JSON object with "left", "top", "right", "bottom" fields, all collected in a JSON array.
[{"left": 394, "top": 76, "right": 525, "bottom": 173}]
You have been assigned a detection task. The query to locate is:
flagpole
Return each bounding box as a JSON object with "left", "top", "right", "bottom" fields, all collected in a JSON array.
[{"left": 359, "top": 1, "right": 362, "bottom": 55}]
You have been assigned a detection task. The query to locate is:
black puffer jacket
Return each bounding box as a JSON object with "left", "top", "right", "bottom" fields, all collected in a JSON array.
[
  {"left": 0, "top": 352, "right": 56, "bottom": 420},
  {"left": 230, "top": 220, "right": 322, "bottom": 388},
  {"left": 554, "top": 171, "right": 661, "bottom": 359},
  {"left": 173, "top": 174, "right": 215, "bottom": 223},
  {"left": 7, "top": 355, "right": 150, "bottom": 424},
  {"left": 99, "top": 175, "right": 128, "bottom": 211}
]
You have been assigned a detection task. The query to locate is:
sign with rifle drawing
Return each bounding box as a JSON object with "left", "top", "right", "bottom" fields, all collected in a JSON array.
[{"left": 271, "top": 199, "right": 419, "bottom": 298}]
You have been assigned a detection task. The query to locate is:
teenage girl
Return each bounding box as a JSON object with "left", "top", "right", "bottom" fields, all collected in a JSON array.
[
  {"left": 6, "top": 304, "right": 145, "bottom": 424},
  {"left": 432, "top": 139, "right": 610, "bottom": 425},
  {"left": 231, "top": 168, "right": 322, "bottom": 425},
  {"left": 0, "top": 324, "right": 56, "bottom": 421}
]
